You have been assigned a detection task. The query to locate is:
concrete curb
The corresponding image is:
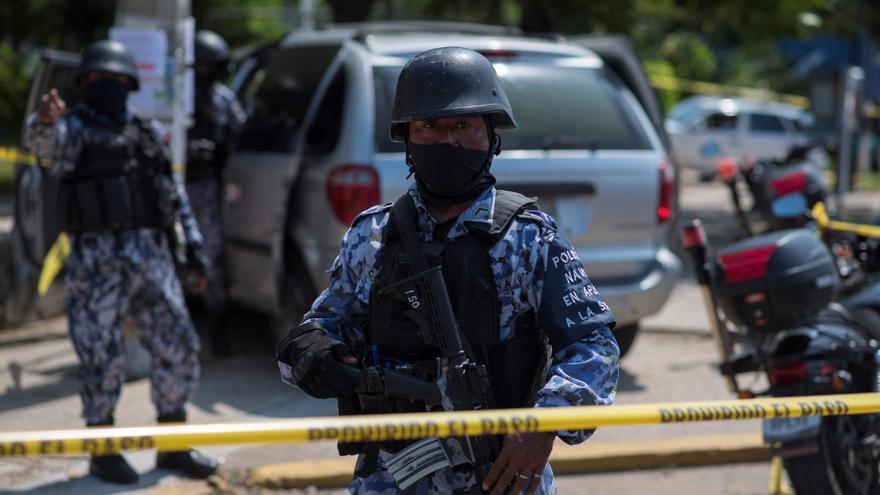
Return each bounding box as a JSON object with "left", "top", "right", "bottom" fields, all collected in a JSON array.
[{"left": 248, "top": 433, "right": 770, "bottom": 489}]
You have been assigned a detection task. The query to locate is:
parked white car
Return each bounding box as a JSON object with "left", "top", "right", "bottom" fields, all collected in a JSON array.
[{"left": 665, "top": 96, "right": 815, "bottom": 179}]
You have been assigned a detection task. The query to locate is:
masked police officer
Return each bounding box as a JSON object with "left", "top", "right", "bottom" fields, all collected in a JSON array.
[
  {"left": 25, "top": 40, "right": 217, "bottom": 484},
  {"left": 276, "top": 47, "right": 619, "bottom": 495},
  {"left": 185, "top": 30, "right": 246, "bottom": 357}
]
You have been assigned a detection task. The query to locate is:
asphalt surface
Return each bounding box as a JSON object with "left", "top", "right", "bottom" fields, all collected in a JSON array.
[{"left": 0, "top": 177, "right": 877, "bottom": 494}]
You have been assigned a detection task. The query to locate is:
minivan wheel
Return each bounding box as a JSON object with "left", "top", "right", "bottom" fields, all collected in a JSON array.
[
  {"left": 614, "top": 323, "right": 640, "bottom": 358},
  {"left": 272, "top": 248, "right": 315, "bottom": 345}
]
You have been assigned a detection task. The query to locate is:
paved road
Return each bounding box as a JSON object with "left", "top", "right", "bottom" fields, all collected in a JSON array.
[{"left": 1, "top": 177, "right": 875, "bottom": 493}]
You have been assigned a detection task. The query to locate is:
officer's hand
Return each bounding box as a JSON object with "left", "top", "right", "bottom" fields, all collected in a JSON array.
[
  {"left": 37, "top": 89, "right": 65, "bottom": 124},
  {"left": 483, "top": 431, "right": 555, "bottom": 495},
  {"left": 284, "top": 329, "right": 358, "bottom": 399}
]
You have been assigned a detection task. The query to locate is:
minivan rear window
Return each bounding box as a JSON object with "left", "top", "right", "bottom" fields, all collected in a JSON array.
[{"left": 374, "top": 62, "right": 652, "bottom": 152}]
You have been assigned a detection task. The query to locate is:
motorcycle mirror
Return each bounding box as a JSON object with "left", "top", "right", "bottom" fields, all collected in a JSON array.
[{"left": 771, "top": 193, "right": 808, "bottom": 219}]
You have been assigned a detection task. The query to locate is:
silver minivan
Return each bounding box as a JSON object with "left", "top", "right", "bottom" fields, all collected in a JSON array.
[
  {"left": 14, "top": 23, "right": 680, "bottom": 356},
  {"left": 223, "top": 23, "right": 680, "bottom": 354}
]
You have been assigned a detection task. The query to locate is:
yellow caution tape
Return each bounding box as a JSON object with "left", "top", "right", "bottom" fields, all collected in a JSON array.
[
  {"left": 813, "top": 202, "right": 880, "bottom": 238},
  {"left": 0, "top": 147, "right": 40, "bottom": 166},
  {"left": 37, "top": 233, "right": 70, "bottom": 295},
  {"left": 648, "top": 74, "right": 810, "bottom": 109},
  {"left": 1, "top": 393, "right": 878, "bottom": 457}
]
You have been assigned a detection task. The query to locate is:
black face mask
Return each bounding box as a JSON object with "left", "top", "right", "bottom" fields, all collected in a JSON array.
[
  {"left": 83, "top": 79, "right": 129, "bottom": 116},
  {"left": 407, "top": 141, "right": 497, "bottom": 207}
]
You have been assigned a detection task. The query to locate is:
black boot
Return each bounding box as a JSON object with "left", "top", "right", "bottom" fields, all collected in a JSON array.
[
  {"left": 155, "top": 410, "right": 218, "bottom": 478},
  {"left": 87, "top": 419, "right": 139, "bottom": 484}
]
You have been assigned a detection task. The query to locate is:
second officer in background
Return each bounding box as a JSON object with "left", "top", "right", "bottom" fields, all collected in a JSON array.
[
  {"left": 186, "top": 29, "right": 246, "bottom": 356},
  {"left": 25, "top": 40, "right": 217, "bottom": 484}
]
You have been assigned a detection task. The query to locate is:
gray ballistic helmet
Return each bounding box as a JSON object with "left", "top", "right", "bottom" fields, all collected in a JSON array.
[
  {"left": 76, "top": 40, "right": 140, "bottom": 90},
  {"left": 389, "top": 46, "right": 516, "bottom": 142},
  {"left": 195, "top": 30, "right": 230, "bottom": 66}
]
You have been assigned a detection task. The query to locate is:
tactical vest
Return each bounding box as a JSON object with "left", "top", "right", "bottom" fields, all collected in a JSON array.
[
  {"left": 59, "top": 105, "right": 176, "bottom": 234},
  {"left": 342, "top": 190, "right": 551, "bottom": 457}
]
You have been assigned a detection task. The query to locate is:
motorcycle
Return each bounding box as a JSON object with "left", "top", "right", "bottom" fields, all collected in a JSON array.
[
  {"left": 682, "top": 194, "right": 880, "bottom": 495},
  {"left": 715, "top": 139, "right": 832, "bottom": 237}
]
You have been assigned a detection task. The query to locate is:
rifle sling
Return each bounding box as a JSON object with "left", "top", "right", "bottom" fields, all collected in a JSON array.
[{"left": 390, "top": 194, "right": 430, "bottom": 274}]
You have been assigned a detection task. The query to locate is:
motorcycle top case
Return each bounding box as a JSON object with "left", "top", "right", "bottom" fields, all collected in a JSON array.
[
  {"left": 762, "top": 164, "right": 827, "bottom": 208},
  {"left": 714, "top": 229, "right": 838, "bottom": 331}
]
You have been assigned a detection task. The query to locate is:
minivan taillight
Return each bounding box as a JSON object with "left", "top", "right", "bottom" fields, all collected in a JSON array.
[
  {"left": 658, "top": 158, "right": 674, "bottom": 223},
  {"left": 326, "top": 165, "right": 380, "bottom": 225}
]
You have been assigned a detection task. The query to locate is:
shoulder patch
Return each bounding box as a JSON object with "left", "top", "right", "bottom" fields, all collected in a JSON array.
[{"left": 350, "top": 202, "right": 392, "bottom": 227}]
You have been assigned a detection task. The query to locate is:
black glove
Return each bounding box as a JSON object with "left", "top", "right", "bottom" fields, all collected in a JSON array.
[
  {"left": 185, "top": 243, "right": 209, "bottom": 277},
  {"left": 277, "top": 327, "right": 358, "bottom": 399}
]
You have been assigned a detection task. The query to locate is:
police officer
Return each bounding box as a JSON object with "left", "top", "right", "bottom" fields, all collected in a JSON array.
[
  {"left": 276, "top": 47, "right": 619, "bottom": 494},
  {"left": 186, "top": 30, "right": 246, "bottom": 357},
  {"left": 25, "top": 40, "right": 217, "bottom": 484}
]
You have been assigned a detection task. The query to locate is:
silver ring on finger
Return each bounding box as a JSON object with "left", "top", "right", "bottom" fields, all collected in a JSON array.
[
  {"left": 516, "top": 473, "right": 530, "bottom": 481},
  {"left": 532, "top": 473, "right": 542, "bottom": 479}
]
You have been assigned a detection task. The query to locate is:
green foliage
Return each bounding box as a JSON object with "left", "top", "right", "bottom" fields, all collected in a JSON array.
[
  {"left": 659, "top": 32, "right": 716, "bottom": 81},
  {"left": 0, "top": 43, "right": 29, "bottom": 143},
  {"left": 643, "top": 58, "right": 679, "bottom": 113},
  {"left": 0, "top": 160, "right": 13, "bottom": 195},
  {"left": 3, "top": 0, "right": 879, "bottom": 147},
  {"left": 192, "top": 0, "right": 293, "bottom": 48},
  {"left": 0, "top": 0, "right": 115, "bottom": 50}
]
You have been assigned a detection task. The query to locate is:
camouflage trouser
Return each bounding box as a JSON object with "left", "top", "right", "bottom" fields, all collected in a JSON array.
[
  {"left": 65, "top": 229, "right": 200, "bottom": 424},
  {"left": 349, "top": 453, "right": 557, "bottom": 494},
  {"left": 185, "top": 177, "right": 227, "bottom": 315}
]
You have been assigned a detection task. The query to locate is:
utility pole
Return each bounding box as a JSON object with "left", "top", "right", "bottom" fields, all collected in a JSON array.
[
  {"left": 299, "top": 0, "right": 315, "bottom": 31},
  {"left": 114, "top": 0, "right": 193, "bottom": 178},
  {"left": 836, "top": 65, "right": 865, "bottom": 214}
]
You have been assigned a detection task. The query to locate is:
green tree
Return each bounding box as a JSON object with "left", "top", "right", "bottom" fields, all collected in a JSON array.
[
  {"left": 659, "top": 32, "right": 716, "bottom": 81},
  {"left": 192, "top": 0, "right": 295, "bottom": 47}
]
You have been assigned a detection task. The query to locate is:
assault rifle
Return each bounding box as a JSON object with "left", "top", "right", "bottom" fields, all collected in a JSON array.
[{"left": 342, "top": 196, "right": 500, "bottom": 491}]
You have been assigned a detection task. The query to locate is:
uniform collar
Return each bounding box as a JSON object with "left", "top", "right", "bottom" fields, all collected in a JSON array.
[{"left": 407, "top": 183, "right": 495, "bottom": 240}]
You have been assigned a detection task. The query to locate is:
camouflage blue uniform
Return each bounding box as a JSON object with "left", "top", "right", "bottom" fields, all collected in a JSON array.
[
  {"left": 24, "top": 108, "right": 204, "bottom": 424},
  {"left": 185, "top": 83, "right": 246, "bottom": 316},
  {"left": 303, "top": 184, "right": 620, "bottom": 495}
]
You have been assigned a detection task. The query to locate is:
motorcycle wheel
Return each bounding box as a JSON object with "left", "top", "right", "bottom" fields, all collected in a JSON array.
[{"left": 784, "top": 415, "right": 878, "bottom": 495}]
